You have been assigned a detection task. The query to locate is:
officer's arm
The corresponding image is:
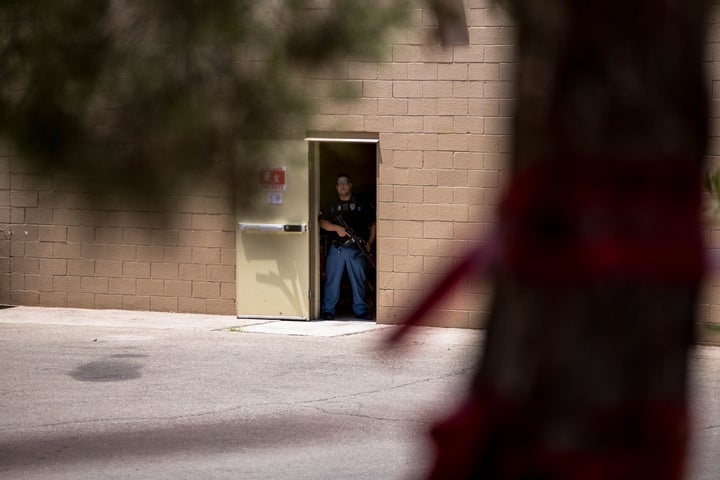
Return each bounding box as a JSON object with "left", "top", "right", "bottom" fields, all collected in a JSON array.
[
  {"left": 367, "top": 222, "right": 376, "bottom": 248},
  {"left": 319, "top": 218, "right": 348, "bottom": 237}
]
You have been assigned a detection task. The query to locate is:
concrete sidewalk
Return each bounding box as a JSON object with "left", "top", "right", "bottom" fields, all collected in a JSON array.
[{"left": 0, "top": 305, "right": 392, "bottom": 337}]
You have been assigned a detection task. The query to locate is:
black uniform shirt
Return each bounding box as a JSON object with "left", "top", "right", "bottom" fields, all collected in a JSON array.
[{"left": 320, "top": 195, "right": 375, "bottom": 245}]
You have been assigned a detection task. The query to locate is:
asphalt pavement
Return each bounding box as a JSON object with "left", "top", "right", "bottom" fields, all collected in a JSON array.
[
  {"left": 0, "top": 306, "right": 482, "bottom": 480},
  {"left": 0, "top": 306, "right": 719, "bottom": 479}
]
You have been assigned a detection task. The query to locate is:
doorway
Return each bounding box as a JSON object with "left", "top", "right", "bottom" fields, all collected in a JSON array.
[{"left": 309, "top": 137, "right": 378, "bottom": 321}]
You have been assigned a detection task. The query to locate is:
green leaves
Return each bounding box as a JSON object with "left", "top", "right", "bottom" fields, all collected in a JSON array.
[{"left": 0, "top": 1, "right": 408, "bottom": 195}]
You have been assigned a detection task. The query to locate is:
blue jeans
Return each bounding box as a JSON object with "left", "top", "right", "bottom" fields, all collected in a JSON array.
[{"left": 322, "top": 245, "right": 368, "bottom": 316}]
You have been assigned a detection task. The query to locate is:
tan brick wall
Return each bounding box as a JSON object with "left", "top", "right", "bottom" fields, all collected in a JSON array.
[
  {"left": 306, "top": 0, "right": 515, "bottom": 327},
  {"left": 3, "top": 155, "right": 236, "bottom": 314},
  {"left": 306, "top": 0, "right": 720, "bottom": 331},
  {"left": 0, "top": 141, "right": 10, "bottom": 305},
  {"left": 699, "top": 7, "right": 720, "bottom": 341},
  {"left": 3, "top": 1, "right": 720, "bottom": 330}
]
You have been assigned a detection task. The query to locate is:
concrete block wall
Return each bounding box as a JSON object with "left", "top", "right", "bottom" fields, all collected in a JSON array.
[
  {"left": 2, "top": 0, "right": 720, "bottom": 329},
  {"left": 699, "top": 6, "right": 720, "bottom": 343},
  {"left": 306, "top": 0, "right": 516, "bottom": 327},
  {"left": 307, "top": 0, "right": 720, "bottom": 330},
  {"left": 1, "top": 152, "right": 237, "bottom": 314},
  {"left": 0, "top": 143, "right": 10, "bottom": 305}
]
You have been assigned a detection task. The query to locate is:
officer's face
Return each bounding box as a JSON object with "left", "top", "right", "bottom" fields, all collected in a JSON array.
[{"left": 336, "top": 177, "right": 351, "bottom": 194}]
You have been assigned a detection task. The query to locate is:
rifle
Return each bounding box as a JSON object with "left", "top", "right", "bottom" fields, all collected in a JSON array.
[{"left": 334, "top": 214, "right": 376, "bottom": 272}]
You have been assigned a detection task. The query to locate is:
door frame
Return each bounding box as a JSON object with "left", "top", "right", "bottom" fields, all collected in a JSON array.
[{"left": 305, "top": 132, "right": 379, "bottom": 320}]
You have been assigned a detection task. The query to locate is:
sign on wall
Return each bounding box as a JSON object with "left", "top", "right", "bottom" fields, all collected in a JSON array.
[
  {"left": 258, "top": 166, "right": 286, "bottom": 205},
  {"left": 258, "top": 167, "right": 286, "bottom": 191}
]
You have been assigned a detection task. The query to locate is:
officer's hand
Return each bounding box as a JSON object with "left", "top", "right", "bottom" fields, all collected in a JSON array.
[{"left": 336, "top": 227, "right": 348, "bottom": 237}]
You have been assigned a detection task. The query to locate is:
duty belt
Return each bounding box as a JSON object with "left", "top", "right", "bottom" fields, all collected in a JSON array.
[{"left": 332, "top": 239, "right": 358, "bottom": 249}]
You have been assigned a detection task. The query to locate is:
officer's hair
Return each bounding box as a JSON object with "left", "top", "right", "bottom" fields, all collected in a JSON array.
[{"left": 337, "top": 173, "right": 351, "bottom": 182}]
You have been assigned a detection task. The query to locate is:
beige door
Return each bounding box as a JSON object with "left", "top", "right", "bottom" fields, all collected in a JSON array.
[{"left": 236, "top": 140, "right": 314, "bottom": 319}]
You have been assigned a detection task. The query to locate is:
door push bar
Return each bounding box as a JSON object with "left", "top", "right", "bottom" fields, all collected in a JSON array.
[{"left": 237, "top": 223, "right": 307, "bottom": 233}]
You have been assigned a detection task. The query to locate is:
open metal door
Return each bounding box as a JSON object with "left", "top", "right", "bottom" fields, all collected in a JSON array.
[{"left": 236, "top": 140, "right": 313, "bottom": 320}]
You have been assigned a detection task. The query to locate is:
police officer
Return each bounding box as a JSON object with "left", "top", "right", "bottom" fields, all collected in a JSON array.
[{"left": 319, "top": 173, "right": 376, "bottom": 320}]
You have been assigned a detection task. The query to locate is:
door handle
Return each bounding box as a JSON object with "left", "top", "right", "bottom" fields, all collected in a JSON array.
[{"left": 238, "top": 223, "right": 307, "bottom": 233}]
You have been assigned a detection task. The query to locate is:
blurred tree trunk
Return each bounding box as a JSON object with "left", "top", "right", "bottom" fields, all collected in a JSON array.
[{"left": 427, "top": 1, "right": 711, "bottom": 479}]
